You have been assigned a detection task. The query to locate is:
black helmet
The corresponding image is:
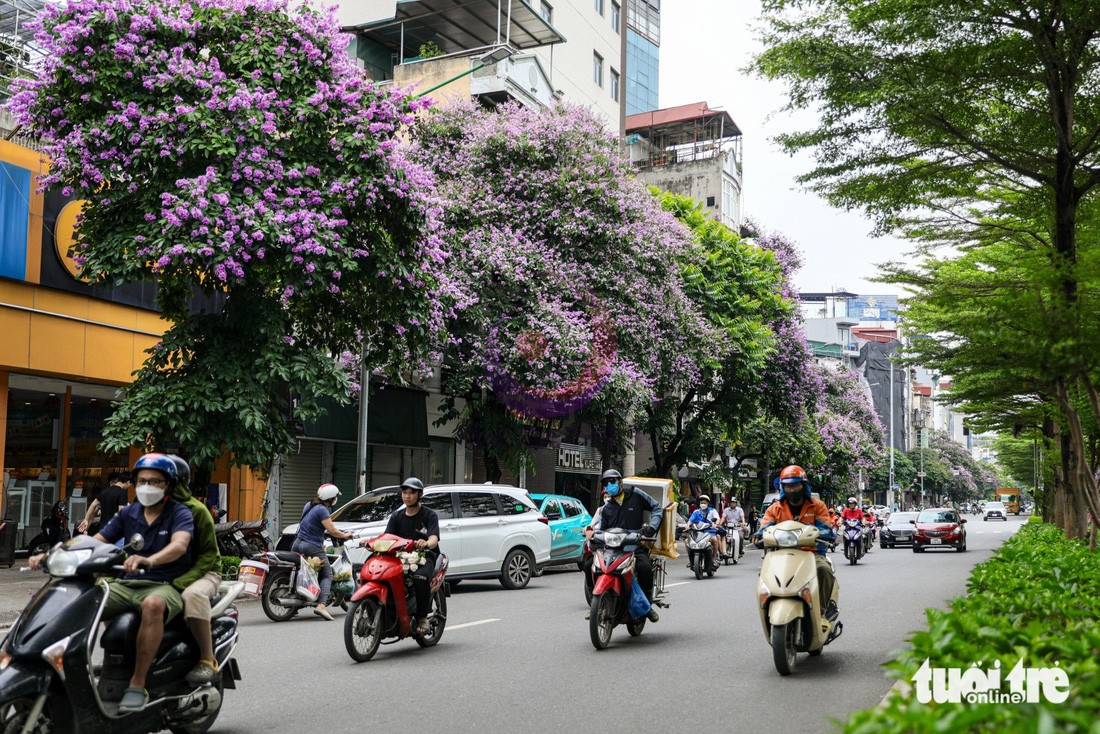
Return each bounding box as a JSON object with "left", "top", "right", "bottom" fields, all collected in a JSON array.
[
  {"left": 400, "top": 477, "right": 424, "bottom": 492},
  {"left": 600, "top": 469, "right": 622, "bottom": 486},
  {"left": 168, "top": 455, "right": 191, "bottom": 490}
]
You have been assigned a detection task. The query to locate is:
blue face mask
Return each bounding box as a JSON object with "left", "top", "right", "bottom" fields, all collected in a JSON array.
[{"left": 605, "top": 482, "right": 621, "bottom": 496}]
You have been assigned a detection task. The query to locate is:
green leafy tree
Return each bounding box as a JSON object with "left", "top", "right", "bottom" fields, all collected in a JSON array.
[
  {"left": 755, "top": 0, "right": 1100, "bottom": 537},
  {"left": 9, "top": 0, "right": 449, "bottom": 469}
]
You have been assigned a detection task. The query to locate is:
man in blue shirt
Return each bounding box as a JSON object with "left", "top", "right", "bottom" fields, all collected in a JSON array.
[{"left": 96, "top": 453, "right": 194, "bottom": 711}]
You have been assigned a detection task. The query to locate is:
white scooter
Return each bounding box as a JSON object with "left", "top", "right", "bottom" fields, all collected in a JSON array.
[{"left": 755, "top": 520, "right": 842, "bottom": 675}]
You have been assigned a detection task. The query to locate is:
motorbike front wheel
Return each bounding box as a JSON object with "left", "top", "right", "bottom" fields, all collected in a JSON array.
[
  {"left": 344, "top": 598, "right": 384, "bottom": 662},
  {"left": 693, "top": 553, "right": 703, "bottom": 580},
  {"left": 1, "top": 693, "right": 72, "bottom": 734},
  {"left": 771, "top": 622, "right": 799, "bottom": 676},
  {"left": 414, "top": 589, "right": 447, "bottom": 648},
  {"left": 626, "top": 615, "right": 646, "bottom": 637},
  {"left": 260, "top": 572, "right": 298, "bottom": 622},
  {"left": 589, "top": 592, "right": 617, "bottom": 650},
  {"left": 849, "top": 544, "right": 858, "bottom": 565}
]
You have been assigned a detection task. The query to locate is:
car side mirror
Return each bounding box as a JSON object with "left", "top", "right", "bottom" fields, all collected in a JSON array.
[
  {"left": 960, "top": 518, "right": 967, "bottom": 524},
  {"left": 909, "top": 520, "right": 916, "bottom": 525}
]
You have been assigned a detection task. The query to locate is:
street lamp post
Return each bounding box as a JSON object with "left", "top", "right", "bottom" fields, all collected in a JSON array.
[
  {"left": 415, "top": 46, "right": 516, "bottom": 99},
  {"left": 888, "top": 357, "right": 895, "bottom": 511}
]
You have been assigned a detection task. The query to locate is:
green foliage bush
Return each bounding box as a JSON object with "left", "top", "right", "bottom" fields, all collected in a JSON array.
[
  {"left": 220, "top": 556, "right": 241, "bottom": 579},
  {"left": 843, "top": 523, "right": 1100, "bottom": 733}
]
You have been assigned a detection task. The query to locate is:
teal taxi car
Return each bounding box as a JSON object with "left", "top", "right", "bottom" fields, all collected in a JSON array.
[{"left": 529, "top": 493, "right": 591, "bottom": 568}]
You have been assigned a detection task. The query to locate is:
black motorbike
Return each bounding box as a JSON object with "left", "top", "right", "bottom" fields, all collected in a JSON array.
[
  {"left": 0, "top": 535, "right": 243, "bottom": 733},
  {"left": 214, "top": 520, "right": 247, "bottom": 558},
  {"left": 25, "top": 500, "right": 71, "bottom": 556}
]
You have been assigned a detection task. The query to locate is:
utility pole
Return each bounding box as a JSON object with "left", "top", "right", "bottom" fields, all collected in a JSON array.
[{"left": 888, "top": 356, "right": 895, "bottom": 511}]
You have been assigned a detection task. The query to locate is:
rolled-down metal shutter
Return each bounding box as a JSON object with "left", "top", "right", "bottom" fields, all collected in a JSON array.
[{"left": 278, "top": 439, "right": 324, "bottom": 533}]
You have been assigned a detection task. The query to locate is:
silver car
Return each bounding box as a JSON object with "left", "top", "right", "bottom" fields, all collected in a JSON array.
[
  {"left": 879, "top": 512, "right": 919, "bottom": 548},
  {"left": 278, "top": 484, "right": 552, "bottom": 590}
]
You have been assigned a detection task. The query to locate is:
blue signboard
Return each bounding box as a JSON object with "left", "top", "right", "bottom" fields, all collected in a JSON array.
[{"left": 848, "top": 294, "right": 899, "bottom": 322}]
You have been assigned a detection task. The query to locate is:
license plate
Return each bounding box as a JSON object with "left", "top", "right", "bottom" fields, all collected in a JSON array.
[{"left": 930, "top": 538, "right": 942, "bottom": 545}]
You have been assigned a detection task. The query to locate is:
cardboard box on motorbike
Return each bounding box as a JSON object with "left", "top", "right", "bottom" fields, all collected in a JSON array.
[{"left": 621, "top": 477, "right": 679, "bottom": 559}]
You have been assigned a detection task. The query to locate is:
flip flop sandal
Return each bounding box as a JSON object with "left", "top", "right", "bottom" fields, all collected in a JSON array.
[{"left": 118, "top": 687, "right": 148, "bottom": 712}]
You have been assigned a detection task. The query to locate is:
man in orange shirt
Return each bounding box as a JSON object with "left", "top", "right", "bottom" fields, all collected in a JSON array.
[{"left": 758, "top": 465, "right": 838, "bottom": 618}]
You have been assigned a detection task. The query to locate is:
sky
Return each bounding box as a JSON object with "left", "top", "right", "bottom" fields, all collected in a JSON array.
[{"left": 658, "top": 0, "right": 909, "bottom": 295}]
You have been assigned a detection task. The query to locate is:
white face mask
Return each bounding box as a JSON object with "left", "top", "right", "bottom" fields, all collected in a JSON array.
[{"left": 136, "top": 484, "right": 165, "bottom": 507}]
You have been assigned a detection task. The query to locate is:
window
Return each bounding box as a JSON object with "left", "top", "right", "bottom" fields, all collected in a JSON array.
[
  {"left": 593, "top": 51, "right": 603, "bottom": 87},
  {"left": 594, "top": 0, "right": 603, "bottom": 15},
  {"left": 562, "top": 500, "right": 583, "bottom": 518},
  {"left": 706, "top": 195, "right": 716, "bottom": 207},
  {"left": 539, "top": 0, "right": 552, "bottom": 23},
  {"left": 421, "top": 492, "right": 455, "bottom": 520},
  {"left": 610, "top": 68, "right": 620, "bottom": 102},
  {"left": 459, "top": 492, "right": 499, "bottom": 517},
  {"left": 543, "top": 498, "right": 562, "bottom": 520},
  {"left": 611, "top": 1, "right": 620, "bottom": 33}
]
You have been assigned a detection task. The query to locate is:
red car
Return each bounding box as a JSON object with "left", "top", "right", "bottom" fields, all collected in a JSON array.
[{"left": 910, "top": 508, "right": 968, "bottom": 552}]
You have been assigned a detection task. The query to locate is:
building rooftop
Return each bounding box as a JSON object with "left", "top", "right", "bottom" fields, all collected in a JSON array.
[{"left": 625, "top": 101, "right": 741, "bottom": 138}]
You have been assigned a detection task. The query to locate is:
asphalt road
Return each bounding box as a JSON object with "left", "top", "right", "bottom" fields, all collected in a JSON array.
[{"left": 205, "top": 514, "right": 1024, "bottom": 733}]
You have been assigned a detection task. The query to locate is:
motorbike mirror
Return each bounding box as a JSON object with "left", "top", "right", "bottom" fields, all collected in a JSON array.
[
  {"left": 909, "top": 520, "right": 916, "bottom": 525},
  {"left": 127, "top": 534, "right": 145, "bottom": 551}
]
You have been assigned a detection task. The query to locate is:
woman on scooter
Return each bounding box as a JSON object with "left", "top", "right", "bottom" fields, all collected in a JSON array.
[
  {"left": 293, "top": 484, "right": 353, "bottom": 621},
  {"left": 383, "top": 477, "right": 440, "bottom": 636}
]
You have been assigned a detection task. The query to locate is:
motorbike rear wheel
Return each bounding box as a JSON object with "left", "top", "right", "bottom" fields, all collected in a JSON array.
[
  {"left": 414, "top": 589, "right": 447, "bottom": 648},
  {"left": 589, "top": 592, "right": 616, "bottom": 650},
  {"left": 344, "top": 598, "right": 384, "bottom": 662},
  {"left": 771, "top": 622, "right": 798, "bottom": 676},
  {"left": 260, "top": 572, "right": 298, "bottom": 622},
  {"left": 168, "top": 679, "right": 224, "bottom": 734}
]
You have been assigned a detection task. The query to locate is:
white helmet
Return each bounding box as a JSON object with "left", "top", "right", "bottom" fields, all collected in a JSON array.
[
  {"left": 317, "top": 483, "right": 340, "bottom": 502},
  {"left": 847, "top": 496, "right": 857, "bottom": 504}
]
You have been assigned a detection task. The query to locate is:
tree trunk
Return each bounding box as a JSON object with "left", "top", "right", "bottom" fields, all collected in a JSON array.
[{"left": 484, "top": 451, "right": 502, "bottom": 484}]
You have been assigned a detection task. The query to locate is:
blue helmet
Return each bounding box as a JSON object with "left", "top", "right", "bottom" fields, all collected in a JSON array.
[{"left": 133, "top": 452, "right": 178, "bottom": 488}]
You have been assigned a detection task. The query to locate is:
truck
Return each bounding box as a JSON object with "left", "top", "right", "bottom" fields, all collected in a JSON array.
[{"left": 996, "top": 487, "right": 1021, "bottom": 515}]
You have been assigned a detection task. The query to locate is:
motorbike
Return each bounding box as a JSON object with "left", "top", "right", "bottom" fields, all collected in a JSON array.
[
  {"left": 0, "top": 535, "right": 243, "bottom": 733},
  {"left": 214, "top": 521, "right": 247, "bottom": 558},
  {"left": 756, "top": 520, "right": 842, "bottom": 676},
  {"left": 582, "top": 539, "right": 595, "bottom": 605},
  {"left": 684, "top": 521, "right": 717, "bottom": 579},
  {"left": 25, "top": 500, "right": 71, "bottom": 556},
  {"left": 257, "top": 543, "right": 359, "bottom": 622},
  {"left": 343, "top": 534, "right": 449, "bottom": 662},
  {"left": 236, "top": 518, "right": 272, "bottom": 555},
  {"left": 721, "top": 523, "right": 748, "bottom": 565},
  {"left": 862, "top": 521, "right": 875, "bottom": 554},
  {"left": 588, "top": 528, "right": 666, "bottom": 650},
  {"left": 841, "top": 518, "right": 863, "bottom": 565}
]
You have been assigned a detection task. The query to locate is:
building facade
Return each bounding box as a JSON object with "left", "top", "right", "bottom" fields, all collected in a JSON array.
[{"left": 624, "top": 0, "right": 659, "bottom": 115}]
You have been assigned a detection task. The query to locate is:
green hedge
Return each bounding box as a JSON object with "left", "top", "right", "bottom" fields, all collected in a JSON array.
[
  {"left": 220, "top": 556, "right": 241, "bottom": 579},
  {"left": 843, "top": 523, "right": 1100, "bottom": 733}
]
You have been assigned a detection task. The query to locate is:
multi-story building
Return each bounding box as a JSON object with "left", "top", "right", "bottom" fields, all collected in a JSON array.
[
  {"left": 624, "top": 0, "right": 659, "bottom": 115},
  {"left": 340, "top": 0, "right": 624, "bottom": 130},
  {"left": 625, "top": 101, "right": 744, "bottom": 231}
]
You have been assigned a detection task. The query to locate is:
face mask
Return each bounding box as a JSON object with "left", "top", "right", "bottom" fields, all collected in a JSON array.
[
  {"left": 699, "top": 504, "right": 709, "bottom": 511},
  {"left": 786, "top": 488, "right": 805, "bottom": 504},
  {"left": 136, "top": 484, "right": 165, "bottom": 507},
  {"left": 604, "top": 482, "right": 621, "bottom": 497}
]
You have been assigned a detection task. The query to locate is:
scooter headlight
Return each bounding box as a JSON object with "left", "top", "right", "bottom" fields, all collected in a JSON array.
[
  {"left": 773, "top": 529, "right": 802, "bottom": 548},
  {"left": 602, "top": 532, "right": 627, "bottom": 548},
  {"left": 45, "top": 547, "right": 92, "bottom": 577}
]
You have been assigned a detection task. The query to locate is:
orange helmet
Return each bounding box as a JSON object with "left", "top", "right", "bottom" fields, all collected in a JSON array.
[{"left": 779, "top": 465, "right": 808, "bottom": 485}]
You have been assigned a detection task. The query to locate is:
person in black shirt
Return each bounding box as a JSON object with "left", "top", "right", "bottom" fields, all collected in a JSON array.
[
  {"left": 78, "top": 472, "right": 132, "bottom": 535},
  {"left": 597, "top": 469, "right": 662, "bottom": 623},
  {"left": 384, "top": 477, "right": 439, "bottom": 635}
]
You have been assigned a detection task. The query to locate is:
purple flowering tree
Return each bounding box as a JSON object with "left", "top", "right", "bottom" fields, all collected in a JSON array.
[
  {"left": 412, "top": 103, "right": 709, "bottom": 480},
  {"left": 810, "top": 366, "right": 885, "bottom": 494},
  {"left": 9, "top": 0, "right": 449, "bottom": 468}
]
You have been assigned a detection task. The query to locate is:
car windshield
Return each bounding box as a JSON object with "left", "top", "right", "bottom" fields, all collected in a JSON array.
[
  {"left": 331, "top": 492, "right": 402, "bottom": 523},
  {"left": 917, "top": 510, "right": 958, "bottom": 523},
  {"left": 889, "top": 513, "right": 918, "bottom": 525},
  {"left": 986, "top": 503, "right": 1005, "bottom": 510}
]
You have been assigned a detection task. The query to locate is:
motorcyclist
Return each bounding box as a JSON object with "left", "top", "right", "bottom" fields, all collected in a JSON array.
[
  {"left": 596, "top": 469, "right": 662, "bottom": 622},
  {"left": 722, "top": 498, "right": 747, "bottom": 558},
  {"left": 841, "top": 497, "right": 864, "bottom": 523},
  {"left": 687, "top": 495, "right": 722, "bottom": 564},
  {"left": 383, "top": 477, "right": 440, "bottom": 636},
  {"left": 757, "top": 465, "right": 838, "bottom": 619},
  {"left": 294, "top": 483, "right": 354, "bottom": 620}
]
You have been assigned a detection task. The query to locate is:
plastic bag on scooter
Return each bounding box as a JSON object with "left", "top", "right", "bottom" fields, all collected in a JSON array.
[
  {"left": 331, "top": 553, "right": 354, "bottom": 596},
  {"left": 296, "top": 555, "right": 321, "bottom": 602},
  {"left": 628, "top": 577, "right": 651, "bottom": 618}
]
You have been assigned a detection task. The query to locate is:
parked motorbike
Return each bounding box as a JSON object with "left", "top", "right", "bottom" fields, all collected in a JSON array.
[
  {"left": 257, "top": 544, "right": 359, "bottom": 621},
  {"left": 841, "top": 518, "right": 863, "bottom": 565},
  {"left": 343, "top": 534, "right": 449, "bottom": 662},
  {"left": 756, "top": 520, "right": 842, "bottom": 676},
  {"left": 25, "top": 500, "right": 71, "bottom": 556},
  {"left": 214, "top": 521, "right": 247, "bottom": 558},
  {"left": 0, "top": 535, "right": 243, "bottom": 733},
  {"left": 236, "top": 519, "right": 272, "bottom": 555},
  {"left": 684, "top": 521, "right": 717, "bottom": 579},
  {"left": 588, "top": 528, "right": 665, "bottom": 650}
]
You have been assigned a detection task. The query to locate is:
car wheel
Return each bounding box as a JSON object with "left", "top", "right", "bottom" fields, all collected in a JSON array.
[
  {"left": 912, "top": 544, "right": 921, "bottom": 553},
  {"left": 957, "top": 539, "right": 967, "bottom": 552},
  {"left": 500, "top": 548, "right": 534, "bottom": 590}
]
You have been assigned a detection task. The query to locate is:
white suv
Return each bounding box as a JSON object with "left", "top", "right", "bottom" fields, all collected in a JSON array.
[{"left": 278, "top": 484, "right": 552, "bottom": 590}]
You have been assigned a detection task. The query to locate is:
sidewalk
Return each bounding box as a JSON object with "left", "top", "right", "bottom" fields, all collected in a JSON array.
[{"left": 0, "top": 561, "right": 48, "bottom": 626}]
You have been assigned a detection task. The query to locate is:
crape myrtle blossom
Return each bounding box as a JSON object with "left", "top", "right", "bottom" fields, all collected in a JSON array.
[
  {"left": 7, "top": 0, "right": 454, "bottom": 467},
  {"left": 412, "top": 103, "right": 715, "bottom": 454},
  {"left": 811, "top": 366, "right": 885, "bottom": 483}
]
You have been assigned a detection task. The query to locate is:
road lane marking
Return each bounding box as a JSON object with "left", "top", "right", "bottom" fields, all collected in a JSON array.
[
  {"left": 447, "top": 618, "right": 500, "bottom": 630},
  {"left": 665, "top": 582, "right": 690, "bottom": 588}
]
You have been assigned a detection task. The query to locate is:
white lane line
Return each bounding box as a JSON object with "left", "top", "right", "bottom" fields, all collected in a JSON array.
[
  {"left": 665, "top": 581, "right": 691, "bottom": 588},
  {"left": 447, "top": 618, "right": 500, "bottom": 630}
]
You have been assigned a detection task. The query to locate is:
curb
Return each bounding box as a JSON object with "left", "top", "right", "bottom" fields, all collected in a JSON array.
[{"left": 878, "top": 677, "right": 911, "bottom": 708}]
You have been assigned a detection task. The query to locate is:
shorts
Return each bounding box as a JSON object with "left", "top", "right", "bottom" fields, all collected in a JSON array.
[
  {"left": 180, "top": 571, "right": 223, "bottom": 622},
  {"left": 103, "top": 579, "right": 185, "bottom": 623},
  {"left": 716, "top": 527, "right": 728, "bottom": 537}
]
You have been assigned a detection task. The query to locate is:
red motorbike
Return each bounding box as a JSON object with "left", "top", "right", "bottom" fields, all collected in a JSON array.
[
  {"left": 343, "top": 534, "right": 449, "bottom": 662},
  {"left": 589, "top": 528, "right": 662, "bottom": 650}
]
